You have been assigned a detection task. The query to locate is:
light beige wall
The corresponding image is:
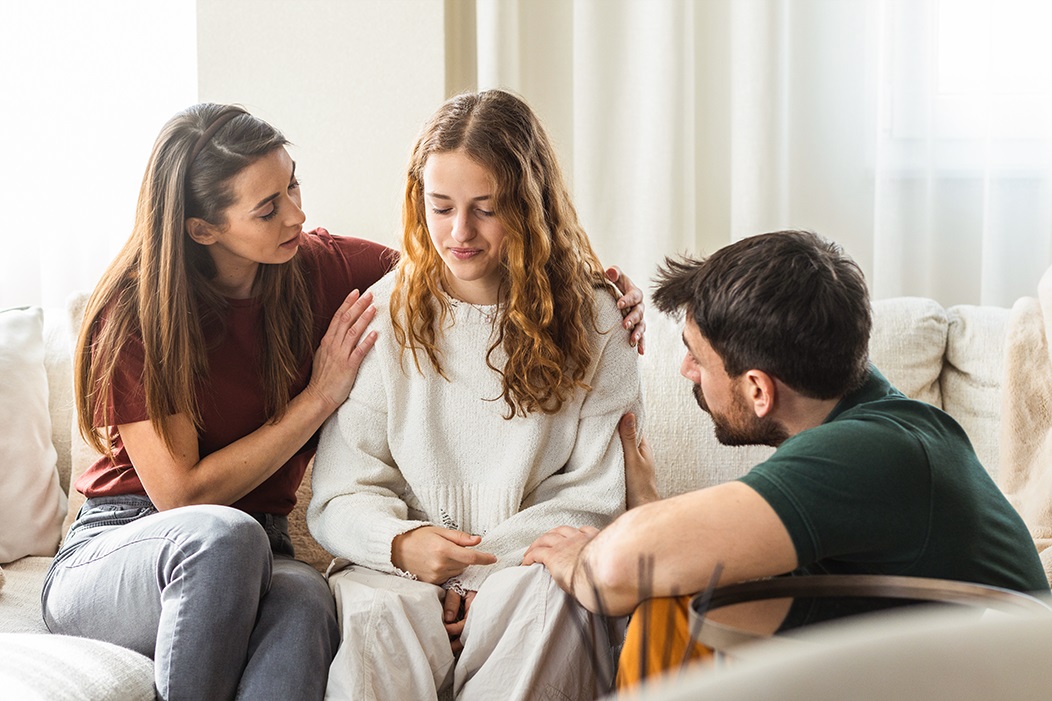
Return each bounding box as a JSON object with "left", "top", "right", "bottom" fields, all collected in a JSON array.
[{"left": 196, "top": 0, "right": 448, "bottom": 250}]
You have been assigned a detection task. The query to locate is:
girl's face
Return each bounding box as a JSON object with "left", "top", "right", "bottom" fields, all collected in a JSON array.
[
  {"left": 422, "top": 150, "right": 507, "bottom": 306},
  {"left": 187, "top": 147, "right": 305, "bottom": 298}
]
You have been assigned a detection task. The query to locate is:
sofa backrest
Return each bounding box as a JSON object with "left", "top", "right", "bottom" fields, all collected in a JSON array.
[{"left": 640, "top": 297, "right": 1010, "bottom": 498}]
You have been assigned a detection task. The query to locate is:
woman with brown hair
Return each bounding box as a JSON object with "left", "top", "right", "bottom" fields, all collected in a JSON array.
[
  {"left": 41, "top": 102, "right": 645, "bottom": 700},
  {"left": 309, "top": 90, "right": 643, "bottom": 700}
]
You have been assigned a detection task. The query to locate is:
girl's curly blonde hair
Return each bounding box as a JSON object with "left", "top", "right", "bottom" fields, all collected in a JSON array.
[{"left": 391, "top": 90, "right": 614, "bottom": 418}]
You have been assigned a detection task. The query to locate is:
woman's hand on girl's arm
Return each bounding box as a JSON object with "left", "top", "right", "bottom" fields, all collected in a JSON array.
[
  {"left": 121, "top": 290, "right": 379, "bottom": 510},
  {"left": 391, "top": 526, "right": 497, "bottom": 585},
  {"left": 605, "top": 266, "right": 647, "bottom": 355}
]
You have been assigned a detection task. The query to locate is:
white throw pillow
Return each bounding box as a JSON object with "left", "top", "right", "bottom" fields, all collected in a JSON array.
[
  {"left": 0, "top": 307, "right": 66, "bottom": 563},
  {"left": 0, "top": 633, "right": 154, "bottom": 700}
]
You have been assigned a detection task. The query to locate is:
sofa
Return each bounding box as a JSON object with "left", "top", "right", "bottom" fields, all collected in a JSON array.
[{"left": 0, "top": 290, "right": 1035, "bottom": 699}]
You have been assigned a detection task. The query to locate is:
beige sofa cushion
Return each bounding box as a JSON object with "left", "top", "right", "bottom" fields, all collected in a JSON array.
[
  {"left": 942, "top": 305, "right": 1010, "bottom": 478},
  {"left": 0, "top": 556, "right": 50, "bottom": 634},
  {"left": 869, "top": 297, "right": 948, "bottom": 408}
]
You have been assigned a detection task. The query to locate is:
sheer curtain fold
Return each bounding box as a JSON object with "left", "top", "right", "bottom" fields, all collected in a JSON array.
[{"left": 469, "top": 0, "right": 700, "bottom": 288}]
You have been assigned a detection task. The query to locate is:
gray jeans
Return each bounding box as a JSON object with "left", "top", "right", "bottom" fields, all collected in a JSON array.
[{"left": 42, "top": 495, "right": 339, "bottom": 701}]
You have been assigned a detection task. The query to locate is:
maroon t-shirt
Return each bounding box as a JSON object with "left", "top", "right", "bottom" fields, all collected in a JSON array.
[{"left": 75, "top": 228, "right": 397, "bottom": 515}]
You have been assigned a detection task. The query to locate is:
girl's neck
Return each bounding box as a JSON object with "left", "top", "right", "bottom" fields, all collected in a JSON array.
[{"left": 442, "top": 274, "right": 502, "bottom": 306}]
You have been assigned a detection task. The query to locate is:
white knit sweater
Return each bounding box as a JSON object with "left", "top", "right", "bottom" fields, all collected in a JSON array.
[{"left": 308, "top": 271, "right": 642, "bottom": 591}]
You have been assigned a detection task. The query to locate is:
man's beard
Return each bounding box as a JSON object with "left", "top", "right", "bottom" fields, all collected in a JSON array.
[{"left": 693, "top": 384, "right": 788, "bottom": 447}]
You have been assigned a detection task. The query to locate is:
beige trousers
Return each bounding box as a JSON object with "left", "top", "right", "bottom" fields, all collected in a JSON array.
[{"left": 324, "top": 563, "right": 617, "bottom": 701}]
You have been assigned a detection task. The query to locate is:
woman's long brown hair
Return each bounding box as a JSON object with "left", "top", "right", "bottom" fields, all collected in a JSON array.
[
  {"left": 392, "top": 90, "right": 614, "bottom": 418},
  {"left": 75, "top": 104, "right": 312, "bottom": 455}
]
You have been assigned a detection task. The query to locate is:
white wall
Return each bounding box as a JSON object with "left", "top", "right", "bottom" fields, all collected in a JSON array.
[
  {"left": 195, "top": 0, "right": 448, "bottom": 251},
  {"left": 0, "top": 1, "right": 198, "bottom": 310}
]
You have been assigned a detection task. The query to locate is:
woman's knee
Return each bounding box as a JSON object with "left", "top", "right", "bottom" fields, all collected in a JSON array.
[
  {"left": 269, "top": 559, "right": 336, "bottom": 620},
  {"left": 157, "top": 506, "right": 272, "bottom": 588}
]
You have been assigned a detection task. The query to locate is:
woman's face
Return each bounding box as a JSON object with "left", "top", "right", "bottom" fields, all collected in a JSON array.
[
  {"left": 188, "top": 147, "right": 305, "bottom": 298},
  {"left": 422, "top": 150, "right": 507, "bottom": 306}
]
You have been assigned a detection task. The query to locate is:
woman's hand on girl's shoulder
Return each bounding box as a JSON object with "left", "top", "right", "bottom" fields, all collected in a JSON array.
[
  {"left": 306, "top": 290, "right": 378, "bottom": 413},
  {"left": 606, "top": 266, "right": 647, "bottom": 355}
]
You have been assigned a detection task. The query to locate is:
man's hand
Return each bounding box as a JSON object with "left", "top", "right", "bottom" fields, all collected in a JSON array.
[
  {"left": 442, "top": 589, "right": 477, "bottom": 655},
  {"left": 619, "top": 413, "right": 659, "bottom": 509},
  {"left": 523, "top": 526, "right": 600, "bottom": 597},
  {"left": 391, "top": 526, "right": 497, "bottom": 584},
  {"left": 606, "top": 266, "right": 647, "bottom": 355}
]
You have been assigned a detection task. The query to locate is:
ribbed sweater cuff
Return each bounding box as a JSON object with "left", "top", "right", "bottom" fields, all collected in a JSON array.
[{"left": 363, "top": 518, "right": 432, "bottom": 574}]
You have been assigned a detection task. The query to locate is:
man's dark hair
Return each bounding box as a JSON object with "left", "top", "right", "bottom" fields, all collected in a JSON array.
[{"left": 653, "top": 230, "right": 872, "bottom": 399}]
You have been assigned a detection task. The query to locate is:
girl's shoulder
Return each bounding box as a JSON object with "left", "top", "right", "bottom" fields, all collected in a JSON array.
[{"left": 587, "top": 282, "right": 626, "bottom": 333}]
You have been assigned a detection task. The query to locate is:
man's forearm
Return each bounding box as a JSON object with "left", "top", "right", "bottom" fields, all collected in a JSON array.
[{"left": 570, "top": 527, "right": 646, "bottom": 616}]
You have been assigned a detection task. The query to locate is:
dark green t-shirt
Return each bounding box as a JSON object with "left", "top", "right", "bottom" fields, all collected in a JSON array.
[{"left": 738, "top": 367, "right": 1048, "bottom": 628}]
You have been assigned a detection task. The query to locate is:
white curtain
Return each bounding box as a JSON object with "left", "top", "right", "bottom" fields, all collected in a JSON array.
[
  {"left": 461, "top": 0, "right": 1052, "bottom": 307},
  {"left": 0, "top": 1, "right": 197, "bottom": 311}
]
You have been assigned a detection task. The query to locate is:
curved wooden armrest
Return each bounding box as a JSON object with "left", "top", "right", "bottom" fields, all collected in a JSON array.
[{"left": 690, "top": 574, "right": 1052, "bottom": 654}]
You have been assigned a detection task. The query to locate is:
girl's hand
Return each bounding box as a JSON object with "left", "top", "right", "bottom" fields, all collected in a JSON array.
[
  {"left": 391, "top": 526, "right": 497, "bottom": 584},
  {"left": 305, "top": 290, "right": 378, "bottom": 412},
  {"left": 443, "top": 589, "right": 477, "bottom": 655},
  {"left": 606, "top": 266, "right": 647, "bottom": 355}
]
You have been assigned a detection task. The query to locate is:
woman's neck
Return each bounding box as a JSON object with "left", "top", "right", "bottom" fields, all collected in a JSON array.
[{"left": 211, "top": 264, "right": 259, "bottom": 299}]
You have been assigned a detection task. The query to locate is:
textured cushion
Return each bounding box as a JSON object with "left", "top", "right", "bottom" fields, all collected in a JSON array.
[
  {"left": 941, "top": 305, "right": 1011, "bottom": 478},
  {"left": 0, "top": 633, "right": 153, "bottom": 700},
  {"left": 292, "top": 459, "right": 335, "bottom": 572},
  {"left": 0, "top": 556, "right": 50, "bottom": 634},
  {"left": 0, "top": 307, "right": 67, "bottom": 563},
  {"left": 869, "top": 298, "right": 948, "bottom": 407}
]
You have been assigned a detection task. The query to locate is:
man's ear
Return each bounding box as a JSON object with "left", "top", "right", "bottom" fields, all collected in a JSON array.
[
  {"left": 743, "top": 369, "right": 777, "bottom": 418},
  {"left": 186, "top": 217, "right": 218, "bottom": 245}
]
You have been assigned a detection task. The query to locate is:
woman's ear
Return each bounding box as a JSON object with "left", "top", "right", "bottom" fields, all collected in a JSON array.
[{"left": 185, "top": 217, "right": 218, "bottom": 245}]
